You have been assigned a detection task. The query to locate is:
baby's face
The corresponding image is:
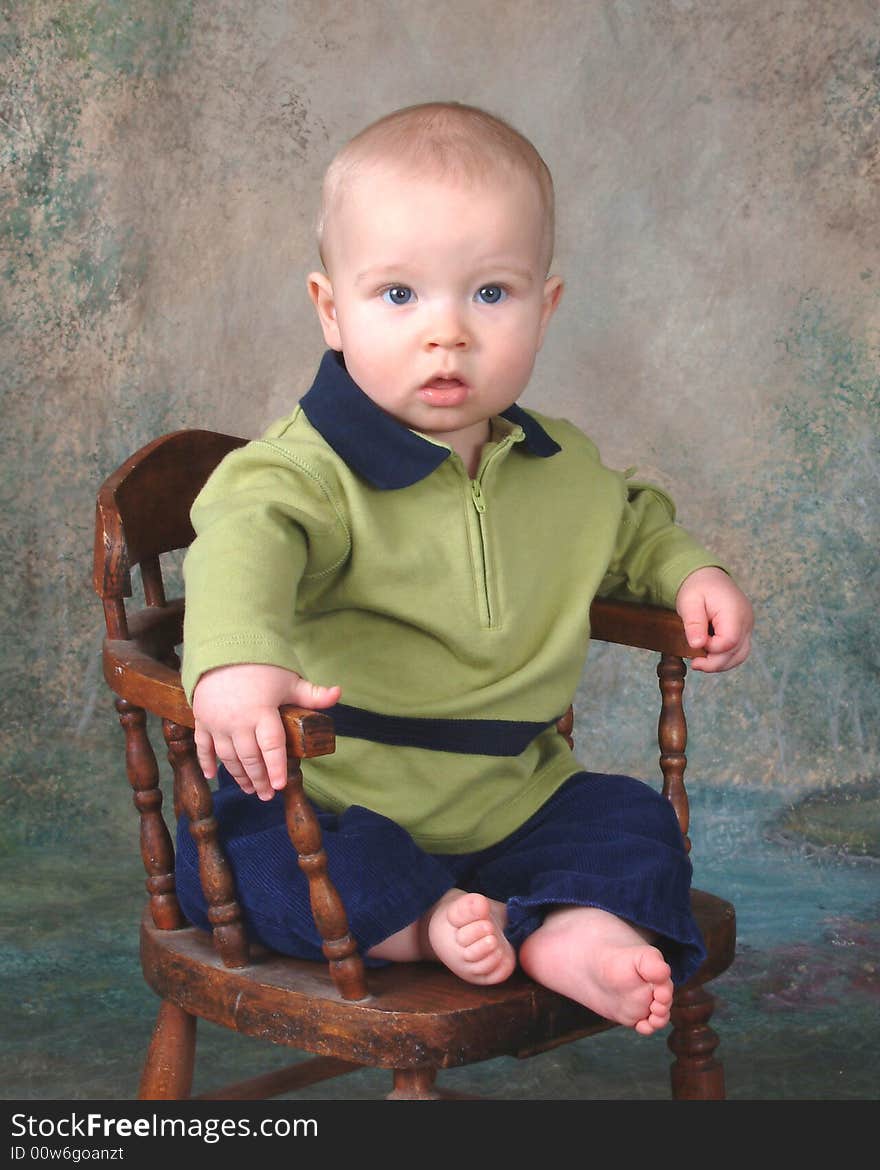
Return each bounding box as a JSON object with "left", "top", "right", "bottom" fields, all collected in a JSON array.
[{"left": 309, "top": 162, "right": 561, "bottom": 454}]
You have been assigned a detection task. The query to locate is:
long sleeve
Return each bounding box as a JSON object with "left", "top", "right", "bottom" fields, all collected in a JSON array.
[
  {"left": 597, "top": 477, "right": 725, "bottom": 608},
  {"left": 181, "top": 436, "right": 350, "bottom": 701}
]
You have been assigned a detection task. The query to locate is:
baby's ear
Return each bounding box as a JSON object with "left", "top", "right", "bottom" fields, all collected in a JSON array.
[
  {"left": 307, "top": 272, "right": 342, "bottom": 350},
  {"left": 537, "top": 275, "right": 564, "bottom": 348}
]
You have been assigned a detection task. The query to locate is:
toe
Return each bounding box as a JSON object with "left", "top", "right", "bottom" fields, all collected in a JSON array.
[
  {"left": 465, "top": 943, "right": 516, "bottom": 982},
  {"left": 635, "top": 947, "right": 672, "bottom": 985},
  {"left": 446, "top": 892, "right": 491, "bottom": 928},
  {"left": 455, "top": 919, "right": 493, "bottom": 948},
  {"left": 634, "top": 1017, "right": 662, "bottom": 1037},
  {"left": 652, "top": 981, "right": 674, "bottom": 1006},
  {"left": 462, "top": 933, "right": 499, "bottom": 961}
]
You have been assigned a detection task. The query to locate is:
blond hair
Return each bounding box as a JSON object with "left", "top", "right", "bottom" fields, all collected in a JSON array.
[{"left": 317, "top": 102, "right": 555, "bottom": 270}]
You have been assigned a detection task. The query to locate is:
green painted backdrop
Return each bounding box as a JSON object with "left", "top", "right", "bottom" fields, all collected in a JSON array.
[{"left": 2, "top": 0, "right": 878, "bottom": 847}]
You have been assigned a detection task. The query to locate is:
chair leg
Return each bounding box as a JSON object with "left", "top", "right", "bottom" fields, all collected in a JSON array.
[
  {"left": 139, "top": 1000, "right": 197, "bottom": 1100},
  {"left": 387, "top": 1068, "right": 442, "bottom": 1100},
  {"left": 667, "top": 984, "right": 725, "bottom": 1100}
]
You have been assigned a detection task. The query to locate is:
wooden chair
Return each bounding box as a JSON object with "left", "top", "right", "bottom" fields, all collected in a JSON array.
[{"left": 94, "top": 429, "right": 736, "bottom": 1101}]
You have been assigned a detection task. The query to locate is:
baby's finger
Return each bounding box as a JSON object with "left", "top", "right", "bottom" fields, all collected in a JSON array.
[
  {"left": 194, "top": 726, "right": 219, "bottom": 780},
  {"left": 675, "top": 596, "right": 710, "bottom": 653},
  {"left": 690, "top": 638, "right": 751, "bottom": 674},
  {"left": 255, "top": 716, "right": 290, "bottom": 791},
  {"left": 289, "top": 678, "right": 342, "bottom": 710},
  {"left": 703, "top": 617, "right": 742, "bottom": 656},
  {"left": 232, "top": 737, "right": 277, "bottom": 801},
  {"left": 726, "top": 636, "right": 752, "bottom": 670},
  {"left": 263, "top": 745, "right": 290, "bottom": 790},
  {"left": 211, "top": 735, "right": 258, "bottom": 796}
]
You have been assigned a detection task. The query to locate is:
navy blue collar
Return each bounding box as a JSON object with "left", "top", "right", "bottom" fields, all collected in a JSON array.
[{"left": 300, "top": 350, "right": 560, "bottom": 490}]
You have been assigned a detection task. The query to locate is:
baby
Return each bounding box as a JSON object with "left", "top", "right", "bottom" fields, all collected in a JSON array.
[{"left": 178, "top": 102, "right": 753, "bottom": 1037}]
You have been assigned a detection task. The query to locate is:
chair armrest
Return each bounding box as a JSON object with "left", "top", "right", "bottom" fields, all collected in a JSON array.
[
  {"left": 102, "top": 601, "right": 335, "bottom": 760},
  {"left": 589, "top": 598, "right": 691, "bottom": 657}
]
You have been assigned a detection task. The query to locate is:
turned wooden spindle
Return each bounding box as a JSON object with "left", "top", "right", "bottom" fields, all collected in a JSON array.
[
  {"left": 163, "top": 719, "right": 250, "bottom": 968},
  {"left": 668, "top": 985, "right": 725, "bottom": 1099},
  {"left": 657, "top": 653, "right": 690, "bottom": 850},
  {"left": 115, "top": 697, "right": 183, "bottom": 930},
  {"left": 387, "top": 1068, "right": 442, "bottom": 1100},
  {"left": 282, "top": 758, "right": 369, "bottom": 1001},
  {"left": 160, "top": 648, "right": 184, "bottom": 823},
  {"left": 140, "top": 554, "right": 167, "bottom": 607}
]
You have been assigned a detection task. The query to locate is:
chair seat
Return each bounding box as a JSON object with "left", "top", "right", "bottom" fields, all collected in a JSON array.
[{"left": 141, "top": 888, "right": 735, "bottom": 1071}]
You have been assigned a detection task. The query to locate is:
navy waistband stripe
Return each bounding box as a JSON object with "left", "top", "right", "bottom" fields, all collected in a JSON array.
[{"left": 326, "top": 703, "right": 563, "bottom": 756}]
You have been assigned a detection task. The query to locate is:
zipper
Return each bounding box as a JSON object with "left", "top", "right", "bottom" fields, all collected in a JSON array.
[
  {"left": 464, "top": 439, "right": 510, "bottom": 629},
  {"left": 470, "top": 478, "right": 492, "bottom": 626}
]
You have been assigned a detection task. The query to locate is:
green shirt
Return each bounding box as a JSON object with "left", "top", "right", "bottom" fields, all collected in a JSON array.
[{"left": 182, "top": 351, "right": 721, "bottom": 852}]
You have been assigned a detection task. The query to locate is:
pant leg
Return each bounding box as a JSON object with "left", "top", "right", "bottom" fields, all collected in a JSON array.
[
  {"left": 464, "top": 771, "right": 706, "bottom": 984},
  {"left": 174, "top": 767, "right": 456, "bottom": 962}
]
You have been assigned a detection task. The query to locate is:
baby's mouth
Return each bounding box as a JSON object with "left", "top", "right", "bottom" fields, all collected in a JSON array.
[{"left": 419, "top": 375, "right": 469, "bottom": 406}]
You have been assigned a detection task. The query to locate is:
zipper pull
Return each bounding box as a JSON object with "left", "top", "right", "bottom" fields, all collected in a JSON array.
[{"left": 471, "top": 481, "right": 487, "bottom": 513}]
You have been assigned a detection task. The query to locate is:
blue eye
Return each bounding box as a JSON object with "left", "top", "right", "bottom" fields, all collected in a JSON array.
[
  {"left": 382, "top": 286, "right": 414, "bottom": 305},
  {"left": 475, "top": 285, "right": 506, "bottom": 304}
]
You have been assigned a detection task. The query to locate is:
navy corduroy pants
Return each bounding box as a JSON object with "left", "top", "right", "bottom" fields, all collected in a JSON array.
[{"left": 175, "top": 768, "right": 705, "bottom": 984}]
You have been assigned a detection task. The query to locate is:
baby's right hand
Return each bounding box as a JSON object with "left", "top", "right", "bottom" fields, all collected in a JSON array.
[{"left": 192, "top": 663, "right": 341, "bottom": 800}]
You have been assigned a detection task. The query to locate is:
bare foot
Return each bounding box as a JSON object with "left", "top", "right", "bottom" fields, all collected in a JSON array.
[
  {"left": 427, "top": 890, "right": 517, "bottom": 985},
  {"left": 518, "top": 906, "right": 674, "bottom": 1035},
  {"left": 365, "top": 888, "right": 516, "bottom": 987}
]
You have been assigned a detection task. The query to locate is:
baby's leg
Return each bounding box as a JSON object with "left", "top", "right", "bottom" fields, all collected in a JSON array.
[
  {"left": 518, "top": 906, "right": 674, "bottom": 1035},
  {"left": 367, "top": 888, "right": 516, "bottom": 986}
]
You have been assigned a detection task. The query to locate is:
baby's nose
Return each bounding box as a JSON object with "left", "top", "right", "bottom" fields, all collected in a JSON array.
[{"left": 424, "top": 303, "right": 470, "bottom": 349}]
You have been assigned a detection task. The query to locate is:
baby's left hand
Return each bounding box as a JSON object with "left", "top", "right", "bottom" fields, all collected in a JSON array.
[{"left": 675, "top": 566, "right": 754, "bottom": 673}]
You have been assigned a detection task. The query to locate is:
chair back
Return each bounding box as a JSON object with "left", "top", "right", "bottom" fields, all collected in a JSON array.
[{"left": 94, "top": 430, "right": 245, "bottom": 636}]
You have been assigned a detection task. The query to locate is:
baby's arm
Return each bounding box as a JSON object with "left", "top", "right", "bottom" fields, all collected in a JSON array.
[
  {"left": 675, "top": 566, "right": 753, "bottom": 673},
  {"left": 192, "top": 663, "right": 341, "bottom": 800}
]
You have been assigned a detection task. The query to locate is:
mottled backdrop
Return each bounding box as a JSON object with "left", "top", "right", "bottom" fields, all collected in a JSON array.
[{"left": 2, "top": 0, "right": 878, "bottom": 845}]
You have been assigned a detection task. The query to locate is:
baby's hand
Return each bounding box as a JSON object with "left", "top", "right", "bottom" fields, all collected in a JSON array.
[
  {"left": 192, "top": 663, "right": 341, "bottom": 800},
  {"left": 675, "top": 566, "right": 753, "bottom": 673}
]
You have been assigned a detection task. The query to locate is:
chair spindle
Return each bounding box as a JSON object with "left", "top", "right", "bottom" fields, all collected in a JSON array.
[
  {"left": 667, "top": 985, "right": 724, "bottom": 1099},
  {"left": 140, "top": 554, "right": 167, "bottom": 607},
  {"left": 657, "top": 653, "right": 690, "bottom": 850},
  {"left": 282, "top": 758, "right": 369, "bottom": 1001},
  {"left": 163, "top": 719, "right": 250, "bottom": 968},
  {"left": 115, "top": 698, "right": 183, "bottom": 930}
]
